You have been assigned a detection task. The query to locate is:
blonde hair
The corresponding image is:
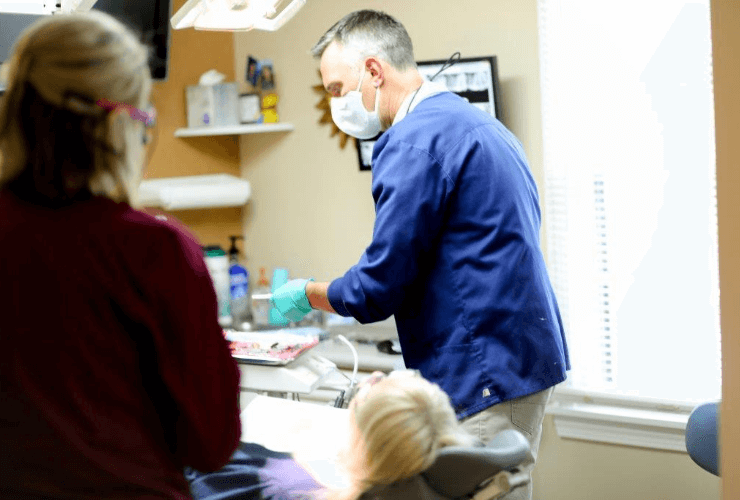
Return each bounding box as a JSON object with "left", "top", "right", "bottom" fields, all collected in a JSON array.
[
  {"left": 335, "top": 373, "right": 476, "bottom": 500},
  {"left": 0, "top": 10, "right": 152, "bottom": 206}
]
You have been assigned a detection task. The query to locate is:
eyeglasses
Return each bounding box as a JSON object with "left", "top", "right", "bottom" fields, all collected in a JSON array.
[
  {"left": 92, "top": 98, "right": 157, "bottom": 146},
  {"left": 141, "top": 104, "right": 157, "bottom": 145},
  {"left": 143, "top": 104, "right": 157, "bottom": 128},
  {"left": 96, "top": 98, "right": 156, "bottom": 127}
]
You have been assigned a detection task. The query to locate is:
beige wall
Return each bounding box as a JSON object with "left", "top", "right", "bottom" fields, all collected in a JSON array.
[
  {"left": 234, "top": 0, "right": 543, "bottom": 280},
  {"left": 535, "top": 418, "right": 720, "bottom": 499},
  {"left": 147, "top": 0, "right": 242, "bottom": 252},
  {"left": 711, "top": 0, "right": 740, "bottom": 498},
  {"left": 233, "top": 1, "right": 727, "bottom": 499}
]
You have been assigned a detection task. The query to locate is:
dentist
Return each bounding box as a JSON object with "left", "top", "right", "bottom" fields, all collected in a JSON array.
[{"left": 272, "top": 10, "right": 569, "bottom": 500}]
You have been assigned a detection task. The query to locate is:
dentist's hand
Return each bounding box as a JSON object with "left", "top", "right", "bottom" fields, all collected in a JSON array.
[{"left": 271, "top": 279, "right": 314, "bottom": 322}]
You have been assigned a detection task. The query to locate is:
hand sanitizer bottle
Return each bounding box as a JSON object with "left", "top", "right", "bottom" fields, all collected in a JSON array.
[
  {"left": 251, "top": 267, "right": 271, "bottom": 329},
  {"left": 227, "top": 235, "right": 251, "bottom": 330},
  {"left": 203, "top": 245, "right": 231, "bottom": 328}
]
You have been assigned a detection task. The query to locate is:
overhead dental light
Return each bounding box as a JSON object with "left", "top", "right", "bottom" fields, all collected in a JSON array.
[
  {"left": 171, "top": 0, "right": 306, "bottom": 32},
  {"left": 0, "top": 0, "right": 97, "bottom": 15}
]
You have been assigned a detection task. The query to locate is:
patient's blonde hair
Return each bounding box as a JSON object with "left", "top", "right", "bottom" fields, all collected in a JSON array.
[
  {"left": 0, "top": 10, "right": 151, "bottom": 206},
  {"left": 333, "top": 373, "right": 476, "bottom": 500}
]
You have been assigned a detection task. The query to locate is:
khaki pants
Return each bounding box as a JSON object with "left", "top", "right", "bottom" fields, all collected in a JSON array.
[{"left": 459, "top": 387, "right": 553, "bottom": 500}]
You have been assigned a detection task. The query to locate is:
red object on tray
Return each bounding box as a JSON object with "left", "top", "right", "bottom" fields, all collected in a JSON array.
[{"left": 228, "top": 337, "right": 319, "bottom": 363}]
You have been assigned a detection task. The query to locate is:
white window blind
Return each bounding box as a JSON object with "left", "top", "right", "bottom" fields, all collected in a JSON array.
[{"left": 538, "top": 0, "right": 720, "bottom": 403}]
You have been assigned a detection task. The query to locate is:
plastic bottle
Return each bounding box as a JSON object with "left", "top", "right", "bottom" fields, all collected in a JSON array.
[
  {"left": 251, "top": 267, "right": 271, "bottom": 328},
  {"left": 203, "top": 245, "right": 231, "bottom": 328},
  {"left": 269, "top": 268, "right": 290, "bottom": 327},
  {"left": 228, "top": 235, "right": 251, "bottom": 330}
]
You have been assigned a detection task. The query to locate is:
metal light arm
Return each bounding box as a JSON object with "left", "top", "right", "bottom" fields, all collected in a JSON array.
[{"left": 171, "top": 0, "right": 306, "bottom": 31}]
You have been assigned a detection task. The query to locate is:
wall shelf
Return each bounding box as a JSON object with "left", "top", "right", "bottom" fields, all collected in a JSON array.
[
  {"left": 153, "top": 123, "right": 291, "bottom": 210},
  {"left": 174, "top": 122, "right": 295, "bottom": 137},
  {"left": 139, "top": 174, "right": 251, "bottom": 210}
]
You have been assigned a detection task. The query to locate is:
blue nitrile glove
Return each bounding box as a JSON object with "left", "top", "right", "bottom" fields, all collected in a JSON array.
[{"left": 271, "top": 278, "right": 314, "bottom": 323}]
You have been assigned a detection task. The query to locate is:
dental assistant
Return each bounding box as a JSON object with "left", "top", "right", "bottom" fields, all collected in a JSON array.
[
  {"left": 272, "top": 10, "right": 569, "bottom": 500},
  {"left": 0, "top": 12, "right": 241, "bottom": 499}
]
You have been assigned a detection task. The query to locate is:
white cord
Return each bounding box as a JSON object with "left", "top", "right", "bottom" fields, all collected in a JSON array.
[{"left": 336, "top": 334, "right": 359, "bottom": 392}]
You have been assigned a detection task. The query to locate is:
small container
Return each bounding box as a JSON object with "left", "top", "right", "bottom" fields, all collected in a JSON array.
[
  {"left": 228, "top": 235, "right": 251, "bottom": 330},
  {"left": 251, "top": 267, "right": 271, "bottom": 328},
  {"left": 203, "top": 245, "right": 231, "bottom": 328}
]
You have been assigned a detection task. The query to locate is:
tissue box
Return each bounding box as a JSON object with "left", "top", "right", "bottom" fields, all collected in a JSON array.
[{"left": 186, "top": 83, "right": 239, "bottom": 128}]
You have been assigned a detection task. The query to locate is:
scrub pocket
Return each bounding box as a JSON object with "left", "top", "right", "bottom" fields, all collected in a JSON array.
[{"left": 510, "top": 388, "right": 553, "bottom": 436}]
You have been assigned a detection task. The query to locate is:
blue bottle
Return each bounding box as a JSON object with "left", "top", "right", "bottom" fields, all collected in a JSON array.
[
  {"left": 228, "top": 236, "right": 250, "bottom": 330},
  {"left": 269, "top": 268, "right": 290, "bottom": 327}
]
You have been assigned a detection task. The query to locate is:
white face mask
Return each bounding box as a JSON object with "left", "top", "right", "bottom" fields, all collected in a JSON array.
[{"left": 330, "top": 65, "right": 382, "bottom": 140}]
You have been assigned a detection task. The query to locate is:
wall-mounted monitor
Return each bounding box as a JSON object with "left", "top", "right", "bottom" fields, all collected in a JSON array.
[
  {"left": 356, "top": 55, "right": 503, "bottom": 171},
  {"left": 92, "top": 0, "right": 172, "bottom": 81}
]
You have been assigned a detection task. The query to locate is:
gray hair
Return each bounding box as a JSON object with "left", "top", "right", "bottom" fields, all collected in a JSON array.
[{"left": 310, "top": 10, "right": 417, "bottom": 72}]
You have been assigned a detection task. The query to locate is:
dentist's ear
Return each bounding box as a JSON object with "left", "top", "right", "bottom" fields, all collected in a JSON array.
[{"left": 366, "top": 57, "right": 384, "bottom": 87}]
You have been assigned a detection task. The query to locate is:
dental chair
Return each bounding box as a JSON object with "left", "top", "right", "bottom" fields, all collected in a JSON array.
[
  {"left": 194, "top": 394, "right": 531, "bottom": 500},
  {"left": 360, "top": 429, "right": 531, "bottom": 500},
  {"left": 187, "top": 429, "right": 531, "bottom": 500}
]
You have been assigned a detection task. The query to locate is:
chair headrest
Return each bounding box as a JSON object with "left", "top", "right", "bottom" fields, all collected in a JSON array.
[
  {"left": 360, "top": 429, "right": 531, "bottom": 500},
  {"left": 422, "top": 429, "right": 531, "bottom": 498},
  {"left": 360, "top": 475, "right": 449, "bottom": 500}
]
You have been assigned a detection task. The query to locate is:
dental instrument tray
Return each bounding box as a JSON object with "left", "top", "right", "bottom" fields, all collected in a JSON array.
[{"left": 224, "top": 328, "right": 322, "bottom": 366}]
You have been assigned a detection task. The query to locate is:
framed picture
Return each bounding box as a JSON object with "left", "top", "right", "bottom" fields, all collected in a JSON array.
[
  {"left": 356, "top": 55, "right": 502, "bottom": 171},
  {"left": 356, "top": 131, "right": 380, "bottom": 171}
]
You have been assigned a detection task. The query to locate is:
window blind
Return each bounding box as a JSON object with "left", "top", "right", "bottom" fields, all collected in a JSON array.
[{"left": 538, "top": 0, "right": 720, "bottom": 403}]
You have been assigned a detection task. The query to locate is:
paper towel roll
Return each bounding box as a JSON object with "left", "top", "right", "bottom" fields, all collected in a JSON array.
[{"left": 138, "top": 174, "right": 251, "bottom": 210}]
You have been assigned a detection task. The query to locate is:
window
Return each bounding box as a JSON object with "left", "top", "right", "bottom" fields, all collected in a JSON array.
[{"left": 538, "top": 0, "right": 720, "bottom": 406}]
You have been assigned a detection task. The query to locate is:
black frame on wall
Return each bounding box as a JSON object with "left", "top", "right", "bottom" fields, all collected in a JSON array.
[{"left": 356, "top": 55, "right": 502, "bottom": 171}]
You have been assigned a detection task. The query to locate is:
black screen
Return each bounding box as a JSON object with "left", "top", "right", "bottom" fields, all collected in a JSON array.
[{"left": 93, "top": 0, "right": 172, "bottom": 81}]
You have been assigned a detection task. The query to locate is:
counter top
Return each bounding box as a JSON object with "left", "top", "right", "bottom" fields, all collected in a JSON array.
[
  {"left": 246, "top": 317, "right": 402, "bottom": 373},
  {"left": 313, "top": 337, "right": 405, "bottom": 373}
]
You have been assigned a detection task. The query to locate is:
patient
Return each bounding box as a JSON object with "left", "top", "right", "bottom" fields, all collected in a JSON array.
[
  {"left": 186, "top": 370, "right": 478, "bottom": 500},
  {"left": 332, "top": 370, "right": 478, "bottom": 500}
]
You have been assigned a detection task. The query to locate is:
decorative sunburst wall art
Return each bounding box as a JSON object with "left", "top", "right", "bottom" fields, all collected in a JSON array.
[{"left": 313, "top": 71, "right": 350, "bottom": 149}]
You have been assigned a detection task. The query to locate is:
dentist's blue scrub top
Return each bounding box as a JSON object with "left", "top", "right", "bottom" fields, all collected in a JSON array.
[{"left": 327, "top": 92, "right": 570, "bottom": 419}]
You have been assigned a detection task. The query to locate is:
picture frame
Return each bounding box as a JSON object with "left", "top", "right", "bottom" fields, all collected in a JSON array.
[
  {"left": 356, "top": 131, "right": 381, "bottom": 171},
  {"left": 356, "top": 55, "right": 502, "bottom": 171}
]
